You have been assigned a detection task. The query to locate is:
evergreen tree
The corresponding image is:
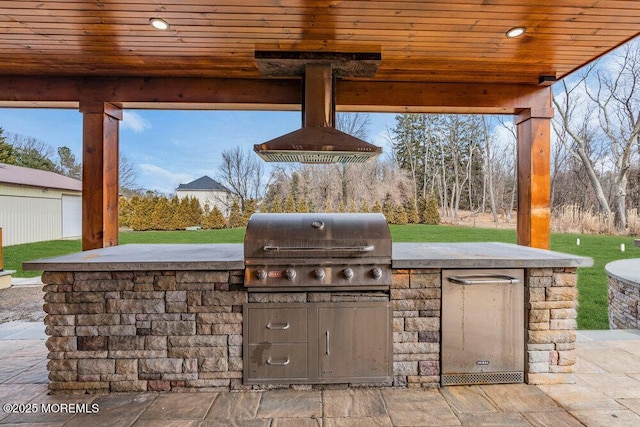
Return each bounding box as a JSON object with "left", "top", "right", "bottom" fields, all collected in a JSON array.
[
  {"left": 152, "top": 197, "right": 174, "bottom": 230},
  {"left": 297, "top": 197, "right": 310, "bottom": 213},
  {"left": 202, "top": 205, "right": 227, "bottom": 229},
  {"left": 0, "top": 128, "right": 17, "bottom": 164},
  {"left": 118, "top": 196, "right": 132, "bottom": 228},
  {"left": 270, "top": 197, "right": 282, "bottom": 213},
  {"left": 382, "top": 195, "right": 396, "bottom": 223},
  {"left": 129, "top": 195, "right": 156, "bottom": 231},
  {"left": 396, "top": 205, "right": 408, "bottom": 225},
  {"left": 337, "top": 199, "right": 346, "bottom": 213},
  {"left": 324, "top": 198, "right": 334, "bottom": 212},
  {"left": 243, "top": 199, "right": 257, "bottom": 224},
  {"left": 283, "top": 193, "right": 296, "bottom": 213},
  {"left": 406, "top": 200, "right": 420, "bottom": 224},
  {"left": 57, "top": 146, "right": 81, "bottom": 179},
  {"left": 360, "top": 199, "right": 370, "bottom": 213},
  {"left": 423, "top": 192, "right": 441, "bottom": 225},
  {"left": 371, "top": 200, "right": 382, "bottom": 213},
  {"left": 228, "top": 200, "right": 244, "bottom": 228},
  {"left": 348, "top": 199, "right": 357, "bottom": 213}
]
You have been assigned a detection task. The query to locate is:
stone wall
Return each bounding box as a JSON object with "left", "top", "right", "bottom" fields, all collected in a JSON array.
[
  {"left": 391, "top": 269, "right": 441, "bottom": 388},
  {"left": 525, "top": 267, "right": 578, "bottom": 385},
  {"left": 608, "top": 274, "right": 639, "bottom": 329},
  {"left": 41, "top": 266, "right": 578, "bottom": 393},
  {"left": 43, "top": 270, "right": 246, "bottom": 394}
]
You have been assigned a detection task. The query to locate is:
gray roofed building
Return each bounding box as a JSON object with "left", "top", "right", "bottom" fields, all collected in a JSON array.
[
  {"left": 176, "top": 175, "right": 229, "bottom": 193},
  {"left": 176, "top": 175, "right": 231, "bottom": 215}
]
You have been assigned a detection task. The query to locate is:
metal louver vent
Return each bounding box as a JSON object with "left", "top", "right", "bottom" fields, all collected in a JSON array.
[
  {"left": 441, "top": 371, "right": 524, "bottom": 386},
  {"left": 257, "top": 150, "right": 376, "bottom": 164}
]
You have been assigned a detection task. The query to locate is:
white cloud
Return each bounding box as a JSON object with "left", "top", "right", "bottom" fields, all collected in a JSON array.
[
  {"left": 138, "top": 163, "right": 196, "bottom": 195},
  {"left": 122, "top": 111, "right": 151, "bottom": 133}
]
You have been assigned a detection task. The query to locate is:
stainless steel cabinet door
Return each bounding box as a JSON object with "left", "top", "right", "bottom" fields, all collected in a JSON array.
[
  {"left": 318, "top": 303, "right": 392, "bottom": 382},
  {"left": 441, "top": 268, "right": 524, "bottom": 385}
]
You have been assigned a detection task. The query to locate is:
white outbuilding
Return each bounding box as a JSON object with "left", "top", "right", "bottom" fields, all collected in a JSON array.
[
  {"left": 0, "top": 163, "right": 82, "bottom": 246},
  {"left": 176, "top": 175, "right": 231, "bottom": 216}
]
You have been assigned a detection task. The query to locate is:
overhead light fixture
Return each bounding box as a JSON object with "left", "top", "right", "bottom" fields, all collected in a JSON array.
[
  {"left": 149, "top": 18, "right": 170, "bottom": 31},
  {"left": 506, "top": 27, "right": 526, "bottom": 38}
]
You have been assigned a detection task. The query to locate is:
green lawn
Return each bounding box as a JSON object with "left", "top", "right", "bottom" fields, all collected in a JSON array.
[{"left": 3, "top": 225, "right": 638, "bottom": 329}]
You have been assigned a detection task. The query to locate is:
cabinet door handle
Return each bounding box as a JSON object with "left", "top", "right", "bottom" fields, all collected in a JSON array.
[
  {"left": 266, "top": 357, "right": 290, "bottom": 366},
  {"left": 326, "top": 331, "right": 330, "bottom": 355},
  {"left": 448, "top": 275, "right": 520, "bottom": 285},
  {"left": 266, "top": 322, "right": 290, "bottom": 330}
]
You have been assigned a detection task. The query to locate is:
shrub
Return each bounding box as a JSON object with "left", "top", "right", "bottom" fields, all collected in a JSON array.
[{"left": 423, "top": 192, "right": 441, "bottom": 225}]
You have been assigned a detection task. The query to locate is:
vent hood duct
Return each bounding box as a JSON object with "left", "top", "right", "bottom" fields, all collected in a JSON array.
[{"left": 254, "top": 54, "right": 382, "bottom": 164}]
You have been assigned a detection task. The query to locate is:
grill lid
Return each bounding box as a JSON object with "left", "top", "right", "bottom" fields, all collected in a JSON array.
[{"left": 244, "top": 213, "right": 391, "bottom": 261}]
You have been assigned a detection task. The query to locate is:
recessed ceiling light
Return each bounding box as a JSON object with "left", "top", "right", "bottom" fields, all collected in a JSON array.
[
  {"left": 506, "top": 27, "right": 526, "bottom": 38},
  {"left": 149, "top": 18, "right": 170, "bottom": 31}
]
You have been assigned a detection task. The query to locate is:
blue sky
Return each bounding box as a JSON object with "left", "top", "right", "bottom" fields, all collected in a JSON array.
[{"left": 0, "top": 108, "right": 397, "bottom": 194}]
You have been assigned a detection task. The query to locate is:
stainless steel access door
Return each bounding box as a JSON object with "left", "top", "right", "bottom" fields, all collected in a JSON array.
[{"left": 441, "top": 268, "right": 525, "bottom": 385}]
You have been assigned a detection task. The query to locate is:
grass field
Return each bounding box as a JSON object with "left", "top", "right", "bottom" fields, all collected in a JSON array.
[{"left": 4, "top": 224, "right": 638, "bottom": 329}]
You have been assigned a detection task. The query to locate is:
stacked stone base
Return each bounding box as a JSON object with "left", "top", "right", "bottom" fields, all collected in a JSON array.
[
  {"left": 525, "top": 267, "right": 578, "bottom": 385},
  {"left": 41, "top": 266, "right": 579, "bottom": 393},
  {"left": 608, "top": 274, "right": 639, "bottom": 329}
]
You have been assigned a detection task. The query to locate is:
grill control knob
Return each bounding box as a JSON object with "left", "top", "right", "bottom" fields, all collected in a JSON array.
[
  {"left": 370, "top": 267, "right": 383, "bottom": 280},
  {"left": 283, "top": 268, "right": 296, "bottom": 281},
  {"left": 255, "top": 269, "right": 267, "bottom": 280},
  {"left": 342, "top": 268, "right": 354, "bottom": 280},
  {"left": 312, "top": 268, "right": 325, "bottom": 280}
]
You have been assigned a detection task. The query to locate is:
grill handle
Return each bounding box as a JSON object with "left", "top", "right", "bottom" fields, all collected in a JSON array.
[
  {"left": 263, "top": 245, "right": 374, "bottom": 252},
  {"left": 447, "top": 275, "right": 521, "bottom": 285}
]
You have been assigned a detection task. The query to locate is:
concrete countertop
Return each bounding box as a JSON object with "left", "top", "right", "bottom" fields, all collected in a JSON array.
[
  {"left": 605, "top": 259, "right": 640, "bottom": 286},
  {"left": 23, "top": 244, "right": 245, "bottom": 272},
  {"left": 392, "top": 242, "right": 592, "bottom": 269},
  {"left": 23, "top": 242, "right": 592, "bottom": 272}
]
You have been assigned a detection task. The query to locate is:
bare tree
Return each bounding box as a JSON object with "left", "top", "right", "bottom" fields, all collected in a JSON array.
[
  {"left": 334, "top": 113, "right": 371, "bottom": 203},
  {"left": 119, "top": 154, "right": 138, "bottom": 193},
  {"left": 218, "top": 146, "right": 264, "bottom": 211},
  {"left": 585, "top": 41, "right": 640, "bottom": 229},
  {"left": 553, "top": 69, "right": 612, "bottom": 218}
]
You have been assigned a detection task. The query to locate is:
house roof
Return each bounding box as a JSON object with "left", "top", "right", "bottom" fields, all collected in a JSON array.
[
  {"left": 176, "top": 176, "right": 230, "bottom": 192},
  {"left": 0, "top": 163, "right": 82, "bottom": 192}
]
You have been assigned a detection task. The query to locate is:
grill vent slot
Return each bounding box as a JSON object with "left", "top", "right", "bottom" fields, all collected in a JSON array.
[
  {"left": 258, "top": 152, "right": 374, "bottom": 164},
  {"left": 441, "top": 371, "right": 524, "bottom": 386}
]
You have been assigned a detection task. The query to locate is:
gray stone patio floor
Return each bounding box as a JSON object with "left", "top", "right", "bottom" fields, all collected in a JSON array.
[{"left": 1, "top": 322, "right": 639, "bottom": 426}]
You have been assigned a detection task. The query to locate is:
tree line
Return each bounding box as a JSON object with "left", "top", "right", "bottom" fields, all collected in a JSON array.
[{"left": 3, "top": 39, "right": 638, "bottom": 234}]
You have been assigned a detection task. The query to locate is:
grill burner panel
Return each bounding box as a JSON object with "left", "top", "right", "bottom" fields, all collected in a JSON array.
[{"left": 244, "top": 264, "right": 391, "bottom": 289}]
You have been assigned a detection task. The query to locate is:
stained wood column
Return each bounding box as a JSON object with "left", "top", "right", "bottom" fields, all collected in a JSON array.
[
  {"left": 80, "top": 102, "right": 122, "bottom": 251},
  {"left": 516, "top": 105, "right": 554, "bottom": 249}
]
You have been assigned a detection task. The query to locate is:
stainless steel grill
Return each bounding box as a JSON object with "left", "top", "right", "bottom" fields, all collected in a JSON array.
[{"left": 244, "top": 213, "right": 392, "bottom": 290}]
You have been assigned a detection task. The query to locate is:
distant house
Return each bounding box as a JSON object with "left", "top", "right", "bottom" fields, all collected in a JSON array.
[
  {"left": 176, "top": 175, "right": 231, "bottom": 215},
  {"left": 0, "top": 163, "right": 82, "bottom": 246}
]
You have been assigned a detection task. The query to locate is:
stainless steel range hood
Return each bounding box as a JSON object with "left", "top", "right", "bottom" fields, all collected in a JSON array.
[{"left": 254, "top": 56, "right": 382, "bottom": 164}]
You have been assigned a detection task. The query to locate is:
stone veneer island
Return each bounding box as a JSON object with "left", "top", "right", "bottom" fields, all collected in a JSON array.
[{"left": 24, "top": 242, "right": 592, "bottom": 394}]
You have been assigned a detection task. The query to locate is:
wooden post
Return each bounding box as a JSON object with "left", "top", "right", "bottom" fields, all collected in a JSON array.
[
  {"left": 516, "top": 104, "right": 554, "bottom": 249},
  {"left": 79, "top": 102, "right": 122, "bottom": 251},
  {"left": 0, "top": 227, "right": 3, "bottom": 270}
]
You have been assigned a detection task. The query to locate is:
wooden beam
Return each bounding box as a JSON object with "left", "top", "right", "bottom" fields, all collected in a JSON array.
[
  {"left": 0, "top": 76, "right": 550, "bottom": 113},
  {"left": 516, "top": 99, "right": 553, "bottom": 249},
  {"left": 80, "top": 102, "right": 122, "bottom": 251}
]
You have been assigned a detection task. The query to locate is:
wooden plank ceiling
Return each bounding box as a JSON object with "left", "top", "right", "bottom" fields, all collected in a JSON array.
[{"left": 0, "top": 1, "right": 638, "bottom": 89}]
